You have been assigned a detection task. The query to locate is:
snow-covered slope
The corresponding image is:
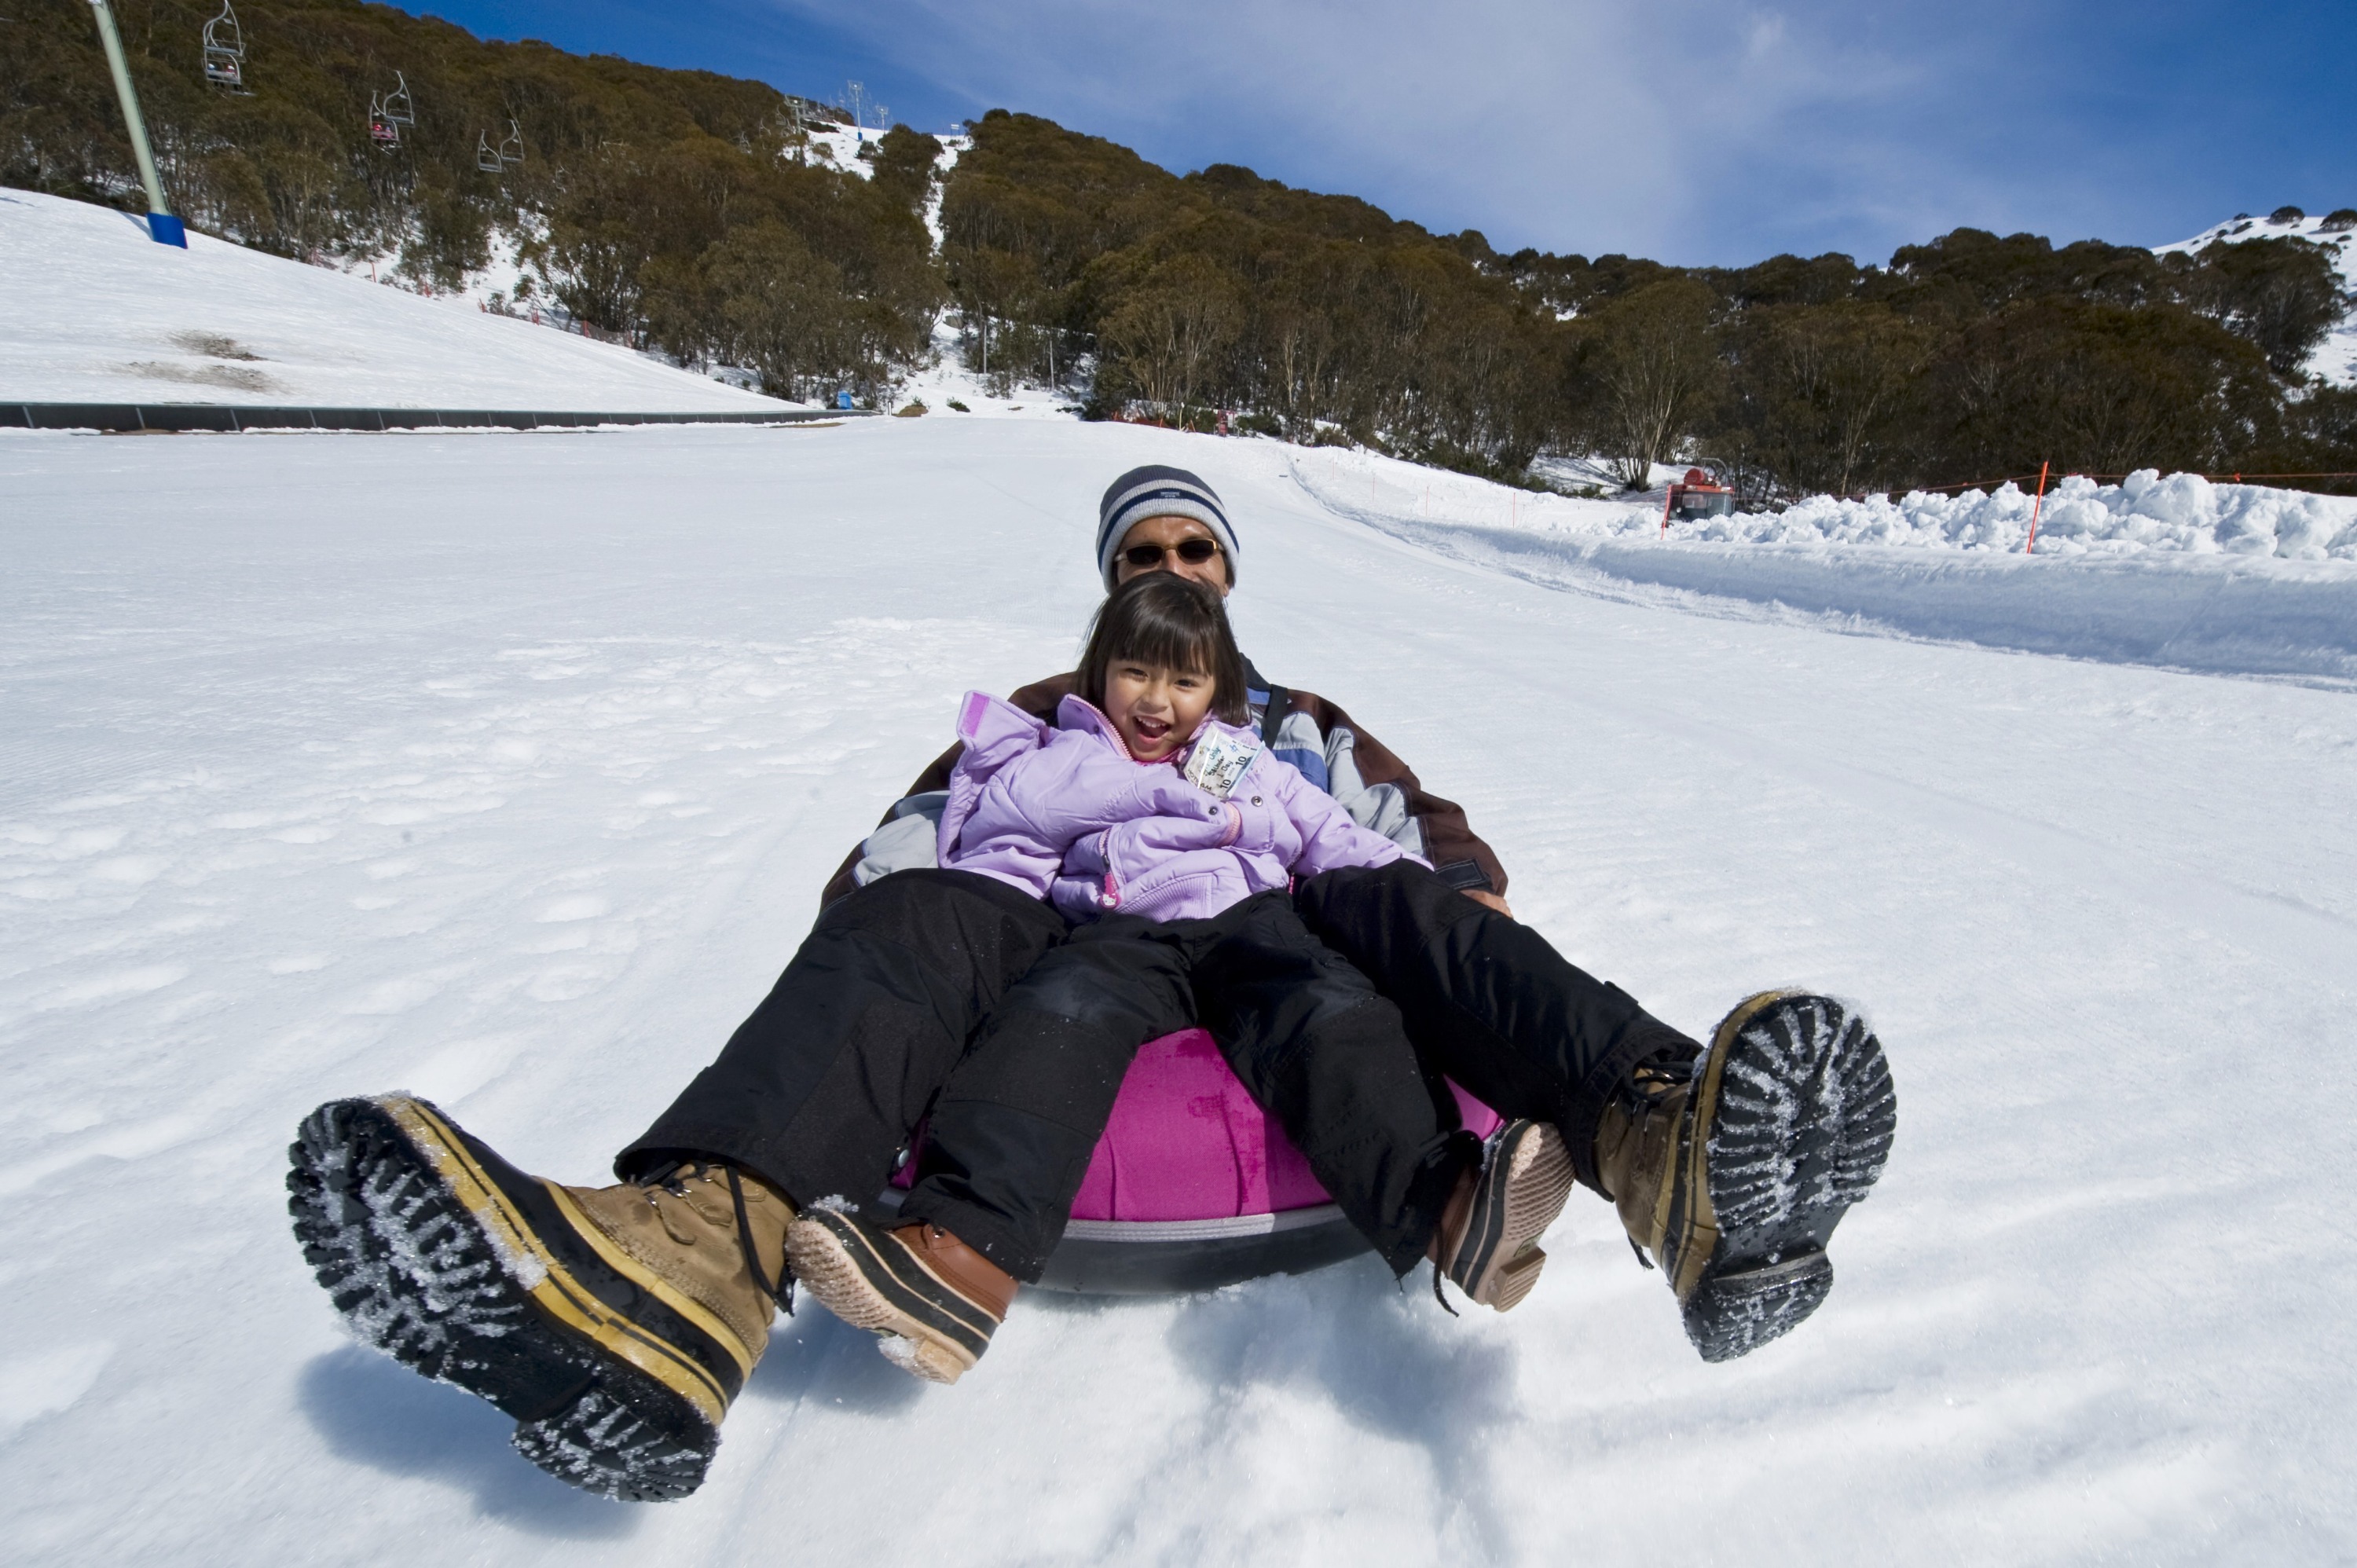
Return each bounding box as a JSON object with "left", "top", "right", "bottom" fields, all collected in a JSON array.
[
  {"left": 2158, "top": 209, "right": 2357, "bottom": 385},
  {"left": 0, "top": 188, "right": 795, "bottom": 410},
  {"left": 5, "top": 417, "right": 2356, "bottom": 1563}
]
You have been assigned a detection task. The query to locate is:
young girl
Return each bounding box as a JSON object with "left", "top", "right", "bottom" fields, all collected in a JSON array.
[{"left": 786, "top": 572, "right": 1576, "bottom": 1382}]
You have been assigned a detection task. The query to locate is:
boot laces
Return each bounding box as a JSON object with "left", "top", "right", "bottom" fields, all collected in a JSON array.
[
  {"left": 1614, "top": 1057, "right": 1695, "bottom": 1269},
  {"left": 636, "top": 1160, "right": 796, "bottom": 1315},
  {"left": 1615, "top": 1056, "right": 1694, "bottom": 1119}
]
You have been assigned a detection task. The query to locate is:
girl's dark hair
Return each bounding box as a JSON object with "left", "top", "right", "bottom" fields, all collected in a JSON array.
[{"left": 1078, "top": 572, "right": 1249, "bottom": 725}]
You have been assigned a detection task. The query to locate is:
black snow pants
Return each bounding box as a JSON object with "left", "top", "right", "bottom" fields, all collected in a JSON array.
[
  {"left": 618, "top": 870, "right": 1068, "bottom": 1225},
  {"left": 618, "top": 870, "right": 1466, "bottom": 1282},
  {"left": 893, "top": 892, "right": 1472, "bottom": 1280},
  {"left": 621, "top": 859, "right": 1695, "bottom": 1283},
  {"left": 1292, "top": 860, "right": 1701, "bottom": 1192}
]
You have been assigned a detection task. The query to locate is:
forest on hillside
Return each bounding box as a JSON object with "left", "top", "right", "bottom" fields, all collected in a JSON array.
[{"left": 9, "top": 0, "right": 2355, "bottom": 496}]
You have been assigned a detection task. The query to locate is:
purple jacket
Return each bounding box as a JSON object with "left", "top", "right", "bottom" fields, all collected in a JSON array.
[{"left": 938, "top": 691, "right": 1420, "bottom": 923}]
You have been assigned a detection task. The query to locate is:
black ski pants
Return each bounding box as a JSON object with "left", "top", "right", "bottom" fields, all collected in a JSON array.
[
  {"left": 893, "top": 892, "right": 1472, "bottom": 1280},
  {"left": 618, "top": 870, "right": 1069, "bottom": 1225},
  {"left": 1291, "top": 860, "right": 1700, "bottom": 1192},
  {"left": 620, "top": 860, "right": 1694, "bottom": 1281}
]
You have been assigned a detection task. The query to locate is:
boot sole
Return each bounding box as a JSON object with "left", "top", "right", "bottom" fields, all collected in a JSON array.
[
  {"left": 1670, "top": 993, "right": 1896, "bottom": 1362},
  {"left": 784, "top": 1211, "right": 998, "bottom": 1384},
  {"left": 286, "top": 1096, "right": 736, "bottom": 1500},
  {"left": 1449, "top": 1120, "right": 1575, "bottom": 1311}
]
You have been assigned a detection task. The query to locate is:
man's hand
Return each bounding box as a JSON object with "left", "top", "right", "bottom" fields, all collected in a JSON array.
[{"left": 1463, "top": 888, "right": 1512, "bottom": 918}]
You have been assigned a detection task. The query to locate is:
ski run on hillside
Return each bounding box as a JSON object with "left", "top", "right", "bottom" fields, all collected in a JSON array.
[{"left": 5, "top": 415, "right": 2355, "bottom": 1564}]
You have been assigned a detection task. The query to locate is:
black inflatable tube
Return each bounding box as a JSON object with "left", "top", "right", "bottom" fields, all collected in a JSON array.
[
  {"left": 871, "top": 1190, "right": 1374, "bottom": 1295},
  {"left": 1035, "top": 1214, "right": 1374, "bottom": 1295}
]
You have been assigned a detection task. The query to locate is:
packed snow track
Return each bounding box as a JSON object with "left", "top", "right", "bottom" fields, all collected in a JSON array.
[{"left": 3, "top": 419, "right": 2354, "bottom": 1564}]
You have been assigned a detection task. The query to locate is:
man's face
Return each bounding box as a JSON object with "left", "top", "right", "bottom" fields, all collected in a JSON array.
[{"left": 1113, "top": 515, "right": 1230, "bottom": 596}]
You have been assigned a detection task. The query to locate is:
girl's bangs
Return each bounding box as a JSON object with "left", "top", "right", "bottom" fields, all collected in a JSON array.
[{"left": 1109, "top": 615, "right": 1217, "bottom": 677}]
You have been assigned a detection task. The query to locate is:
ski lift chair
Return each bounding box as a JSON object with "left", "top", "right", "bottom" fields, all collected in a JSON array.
[
  {"left": 368, "top": 94, "right": 400, "bottom": 146},
  {"left": 497, "top": 119, "right": 524, "bottom": 169},
  {"left": 201, "top": 1, "right": 248, "bottom": 92},
  {"left": 476, "top": 130, "right": 504, "bottom": 173}
]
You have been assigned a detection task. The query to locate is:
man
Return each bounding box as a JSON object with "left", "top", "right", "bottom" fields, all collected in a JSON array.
[
  {"left": 821, "top": 465, "right": 1513, "bottom": 915},
  {"left": 288, "top": 465, "right": 1894, "bottom": 1502}
]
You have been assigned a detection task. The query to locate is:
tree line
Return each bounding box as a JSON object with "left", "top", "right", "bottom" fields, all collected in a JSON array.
[
  {"left": 9, "top": 2, "right": 2352, "bottom": 495},
  {"left": 949, "top": 112, "right": 2355, "bottom": 496}
]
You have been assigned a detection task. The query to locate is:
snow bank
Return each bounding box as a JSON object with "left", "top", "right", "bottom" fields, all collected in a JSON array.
[
  {"left": 1707, "top": 472, "right": 2357, "bottom": 561},
  {"left": 1285, "top": 446, "right": 2357, "bottom": 683},
  {"left": 0, "top": 188, "right": 794, "bottom": 411}
]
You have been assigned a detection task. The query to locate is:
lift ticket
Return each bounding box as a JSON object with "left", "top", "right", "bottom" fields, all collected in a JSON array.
[{"left": 1183, "top": 728, "right": 1261, "bottom": 799}]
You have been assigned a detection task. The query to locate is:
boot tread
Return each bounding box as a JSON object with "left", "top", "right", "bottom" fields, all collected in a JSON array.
[
  {"left": 286, "top": 1096, "right": 723, "bottom": 1500},
  {"left": 785, "top": 1211, "right": 998, "bottom": 1382},
  {"left": 1672, "top": 992, "right": 1896, "bottom": 1362},
  {"left": 1443, "top": 1120, "right": 1574, "bottom": 1311}
]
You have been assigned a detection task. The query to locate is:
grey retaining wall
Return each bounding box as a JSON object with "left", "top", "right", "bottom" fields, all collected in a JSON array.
[{"left": 4, "top": 403, "right": 857, "bottom": 433}]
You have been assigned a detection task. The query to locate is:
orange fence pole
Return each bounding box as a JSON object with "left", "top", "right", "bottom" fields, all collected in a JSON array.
[{"left": 2023, "top": 460, "right": 2051, "bottom": 554}]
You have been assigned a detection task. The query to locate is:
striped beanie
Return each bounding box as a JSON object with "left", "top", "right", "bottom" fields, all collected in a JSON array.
[{"left": 1095, "top": 466, "right": 1239, "bottom": 589}]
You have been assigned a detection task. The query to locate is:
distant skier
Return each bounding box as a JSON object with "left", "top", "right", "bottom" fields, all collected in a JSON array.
[{"left": 288, "top": 463, "right": 1895, "bottom": 1501}]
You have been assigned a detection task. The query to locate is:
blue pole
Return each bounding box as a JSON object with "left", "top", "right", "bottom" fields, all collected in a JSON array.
[{"left": 87, "top": 0, "right": 186, "bottom": 247}]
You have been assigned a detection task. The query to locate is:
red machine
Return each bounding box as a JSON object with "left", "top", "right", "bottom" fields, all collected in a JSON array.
[{"left": 1661, "top": 467, "right": 1734, "bottom": 535}]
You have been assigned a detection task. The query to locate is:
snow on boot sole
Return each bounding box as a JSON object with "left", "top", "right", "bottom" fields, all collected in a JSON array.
[
  {"left": 1445, "top": 1120, "right": 1575, "bottom": 1311},
  {"left": 1670, "top": 992, "right": 1896, "bottom": 1362},
  {"left": 784, "top": 1211, "right": 996, "bottom": 1384},
  {"left": 286, "top": 1095, "right": 744, "bottom": 1500}
]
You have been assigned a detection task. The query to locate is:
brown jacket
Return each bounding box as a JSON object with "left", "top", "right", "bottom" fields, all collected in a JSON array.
[{"left": 819, "top": 668, "right": 1506, "bottom": 907}]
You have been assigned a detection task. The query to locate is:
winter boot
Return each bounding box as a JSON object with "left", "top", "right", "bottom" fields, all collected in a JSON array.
[
  {"left": 1594, "top": 991, "right": 1897, "bottom": 1362},
  {"left": 785, "top": 1211, "right": 1015, "bottom": 1384},
  {"left": 286, "top": 1095, "right": 792, "bottom": 1500},
  {"left": 1431, "top": 1119, "right": 1575, "bottom": 1312}
]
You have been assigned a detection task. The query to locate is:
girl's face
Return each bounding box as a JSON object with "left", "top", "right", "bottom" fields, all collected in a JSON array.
[{"left": 1104, "top": 659, "right": 1215, "bottom": 762}]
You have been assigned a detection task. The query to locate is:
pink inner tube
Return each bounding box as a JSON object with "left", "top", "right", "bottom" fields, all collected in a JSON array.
[{"left": 893, "top": 1027, "right": 1501, "bottom": 1221}]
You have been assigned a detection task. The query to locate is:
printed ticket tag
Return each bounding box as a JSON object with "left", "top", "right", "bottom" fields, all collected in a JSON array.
[{"left": 1183, "top": 729, "right": 1261, "bottom": 799}]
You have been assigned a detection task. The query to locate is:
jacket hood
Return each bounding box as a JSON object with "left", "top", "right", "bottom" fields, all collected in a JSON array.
[{"left": 937, "top": 692, "right": 1051, "bottom": 860}]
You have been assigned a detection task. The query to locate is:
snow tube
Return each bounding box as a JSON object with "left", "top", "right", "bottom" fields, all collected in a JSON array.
[{"left": 887, "top": 1028, "right": 1501, "bottom": 1295}]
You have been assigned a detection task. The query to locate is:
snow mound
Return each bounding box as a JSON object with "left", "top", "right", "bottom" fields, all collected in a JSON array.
[
  {"left": 1288, "top": 445, "right": 2357, "bottom": 562},
  {"left": 0, "top": 187, "right": 795, "bottom": 411},
  {"left": 1710, "top": 472, "right": 2357, "bottom": 561}
]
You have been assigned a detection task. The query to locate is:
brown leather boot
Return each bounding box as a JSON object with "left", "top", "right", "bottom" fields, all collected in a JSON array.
[
  {"left": 288, "top": 1095, "right": 792, "bottom": 1500},
  {"left": 1593, "top": 991, "right": 1896, "bottom": 1362},
  {"left": 567, "top": 1160, "right": 793, "bottom": 1368},
  {"left": 1429, "top": 1119, "right": 1574, "bottom": 1311},
  {"left": 786, "top": 1210, "right": 1017, "bottom": 1383}
]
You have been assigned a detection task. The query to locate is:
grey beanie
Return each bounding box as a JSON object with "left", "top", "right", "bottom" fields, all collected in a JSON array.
[{"left": 1095, "top": 465, "right": 1239, "bottom": 588}]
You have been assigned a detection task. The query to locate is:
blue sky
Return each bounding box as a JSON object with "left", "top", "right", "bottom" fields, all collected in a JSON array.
[{"left": 413, "top": 0, "right": 2354, "bottom": 269}]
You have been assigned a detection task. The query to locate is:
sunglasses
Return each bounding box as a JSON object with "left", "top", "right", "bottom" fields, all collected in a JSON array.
[{"left": 1122, "top": 538, "right": 1222, "bottom": 569}]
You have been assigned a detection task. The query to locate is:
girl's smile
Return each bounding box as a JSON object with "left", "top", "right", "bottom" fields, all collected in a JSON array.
[{"left": 1104, "top": 661, "right": 1215, "bottom": 762}]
